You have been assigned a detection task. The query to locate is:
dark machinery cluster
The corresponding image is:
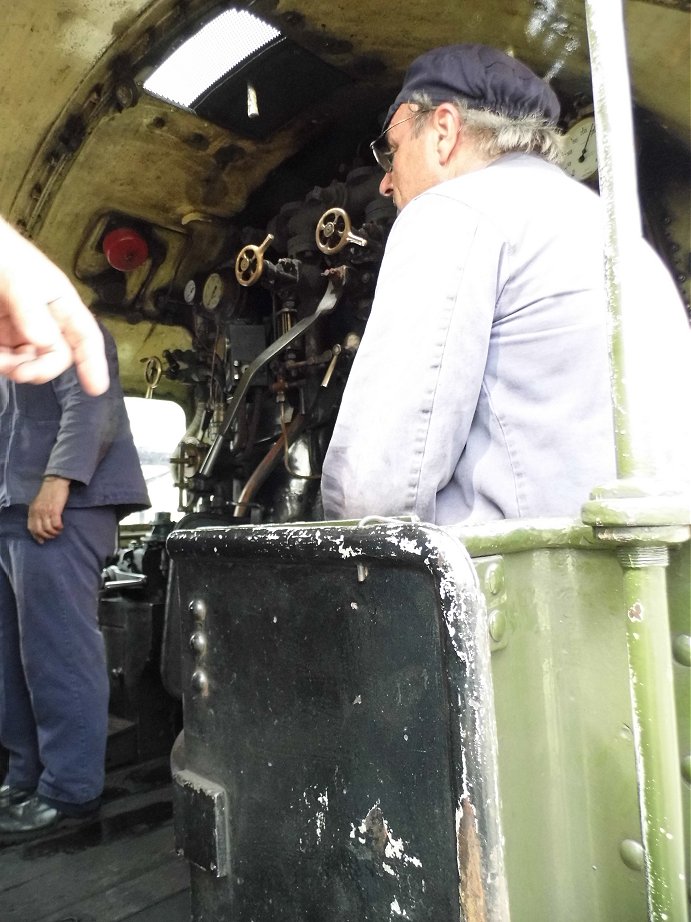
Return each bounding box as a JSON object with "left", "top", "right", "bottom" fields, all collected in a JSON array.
[{"left": 165, "top": 164, "right": 396, "bottom": 526}]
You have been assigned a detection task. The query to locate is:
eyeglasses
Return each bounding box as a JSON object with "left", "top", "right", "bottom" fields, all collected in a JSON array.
[{"left": 369, "top": 111, "right": 426, "bottom": 172}]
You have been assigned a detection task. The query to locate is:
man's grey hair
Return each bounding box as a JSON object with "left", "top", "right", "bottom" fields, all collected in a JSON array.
[{"left": 407, "top": 90, "right": 563, "bottom": 164}]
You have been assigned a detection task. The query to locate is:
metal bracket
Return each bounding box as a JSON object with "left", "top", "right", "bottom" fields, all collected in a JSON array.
[{"left": 172, "top": 767, "right": 230, "bottom": 878}]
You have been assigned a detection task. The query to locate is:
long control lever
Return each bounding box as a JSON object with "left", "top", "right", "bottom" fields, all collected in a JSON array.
[{"left": 199, "top": 272, "right": 345, "bottom": 478}]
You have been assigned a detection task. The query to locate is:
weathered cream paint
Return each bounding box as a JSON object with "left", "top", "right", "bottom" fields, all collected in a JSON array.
[
  {"left": 0, "top": 1, "right": 156, "bottom": 207},
  {"left": 3, "top": 0, "right": 687, "bottom": 222}
]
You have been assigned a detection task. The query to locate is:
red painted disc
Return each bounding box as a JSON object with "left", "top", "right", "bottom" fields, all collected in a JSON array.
[{"left": 102, "top": 227, "right": 149, "bottom": 271}]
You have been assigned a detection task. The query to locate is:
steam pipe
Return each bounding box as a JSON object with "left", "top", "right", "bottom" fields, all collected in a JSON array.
[{"left": 233, "top": 414, "right": 305, "bottom": 518}]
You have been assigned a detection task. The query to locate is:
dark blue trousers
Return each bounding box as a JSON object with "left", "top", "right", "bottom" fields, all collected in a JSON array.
[{"left": 0, "top": 505, "right": 116, "bottom": 811}]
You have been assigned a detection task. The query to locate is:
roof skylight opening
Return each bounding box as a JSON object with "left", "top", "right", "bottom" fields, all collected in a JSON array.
[{"left": 143, "top": 8, "right": 281, "bottom": 108}]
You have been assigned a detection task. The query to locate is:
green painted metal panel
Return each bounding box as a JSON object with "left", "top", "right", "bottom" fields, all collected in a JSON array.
[
  {"left": 466, "top": 530, "right": 690, "bottom": 922},
  {"left": 477, "top": 548, "right": 646, "bottom": 920},
  {"left": 668, "top": 541, "right": 691, "bottom": 900}
]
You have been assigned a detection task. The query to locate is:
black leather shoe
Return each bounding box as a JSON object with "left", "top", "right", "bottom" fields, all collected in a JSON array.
[
  {"left": 0, "top": 794, "right": 95, "bottom": 843},
  {"left": 0, "top": 784, "right": 34, "bottom": 811}
]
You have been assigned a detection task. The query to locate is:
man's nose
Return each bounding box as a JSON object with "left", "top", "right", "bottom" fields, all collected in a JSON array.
[{"left": 379, "top": 172, "right": 393, "bottom": 197}]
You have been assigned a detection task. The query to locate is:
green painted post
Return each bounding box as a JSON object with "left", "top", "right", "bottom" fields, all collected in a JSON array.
[
  {"left": 584, "top": 1, "right": 689, "bottom": 919},
  {"left": 619, "top": 548, "right": 688, "bottom": 918}
]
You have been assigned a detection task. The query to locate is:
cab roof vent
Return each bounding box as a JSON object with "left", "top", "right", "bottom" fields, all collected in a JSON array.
[
  {"left": 143, "top": 8, "right": 281, "bottom": 108},
  {"left": 143, "top": 8, "right": 351, "bottom": 139}
]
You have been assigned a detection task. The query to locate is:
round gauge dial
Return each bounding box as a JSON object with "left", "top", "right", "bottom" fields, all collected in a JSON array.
[
  {"left": 183, "top": 278, "right": 197, "bottom": 305},
  {"left": 561, "top": 116, "right": 598, "bottom": 181},
  {"left": 202, "top": 272, "right": 226, "bottom": 311}
]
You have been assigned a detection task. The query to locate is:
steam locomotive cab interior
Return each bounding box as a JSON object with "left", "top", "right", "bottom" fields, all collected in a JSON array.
[
  {"left": 2, "top": 0, "right": 690, "bottom": 796},
  {"left": 0, "top": 4, "right": 689, "bottom": 920},
  {"left": 0, "top": 0, "right": 691, "bottom": 832},
  {"left": 6, "top": 4, "right": 689, "bottom": 528}
]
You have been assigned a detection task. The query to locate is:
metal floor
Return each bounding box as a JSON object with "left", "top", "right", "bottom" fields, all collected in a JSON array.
[{"left": 0, "top": 758, "right": 191, "bottom": 922}]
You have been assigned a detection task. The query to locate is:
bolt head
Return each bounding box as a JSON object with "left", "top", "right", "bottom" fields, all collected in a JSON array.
[{"left": 191, "top": 670, "right": 209, "bottom": 695}]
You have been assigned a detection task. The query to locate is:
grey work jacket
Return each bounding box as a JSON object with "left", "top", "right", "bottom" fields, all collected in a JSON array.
[
  {"left": 321, "top": 154, "right": 690, "bottom": 525},
  {"left": 0, "top": 325, "right": 150, "bottom": 520}
]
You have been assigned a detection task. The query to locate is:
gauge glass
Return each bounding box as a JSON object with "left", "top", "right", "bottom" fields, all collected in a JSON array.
[
  {"left": 183, "top": 278, "right": 197, "bottom": 305},
  {"left": 561, "top": 116, "right": 598, "bottom": 181},
  {"left": 202, "top": 272, "right": 224, "bottom": 311}
]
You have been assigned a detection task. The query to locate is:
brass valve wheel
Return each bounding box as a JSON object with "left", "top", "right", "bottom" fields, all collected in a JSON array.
[
  {"left": 141, "top": 355, "right": 162, "bottom": 398},
  {"left": 315, "top": 208, "right": 368, "bottom": 254},
  {"left": 235, "top": 233, "right": 274, "bottom": 287}
]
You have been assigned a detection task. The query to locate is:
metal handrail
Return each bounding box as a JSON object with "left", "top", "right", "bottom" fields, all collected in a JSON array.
[{"left": 584, "top": 2, "right": 688, "bottom": 918}]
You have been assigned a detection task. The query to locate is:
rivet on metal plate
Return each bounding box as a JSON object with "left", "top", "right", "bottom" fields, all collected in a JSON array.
[
  {"left": 191, "top": 670, "right": 209, "bottom": 695},
  {"left": 189, "top": 632, "right": 207, "bottom": 656},
  {"left": 672, "top": 634, "right": 691, "bottom": 667},
  {"left": 619, "top": 839, "right": 645, "bottom": 872},
  {"left": 488, "top": 608, "right": 507, "bottom": 644},
  {"left": 188, "top": 598, "right": 207, "bottom": 620},
  {"left": 484, "top": 562, "right": 504, "bottom": 596}
]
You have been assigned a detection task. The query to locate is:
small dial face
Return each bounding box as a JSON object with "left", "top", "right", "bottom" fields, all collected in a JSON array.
[
  {"left": 202, "top": 272, "right": 224, "bottom": 311},
  {"left": 561, "top": 116, "right": 598, "bottom": 181},
  {"left": 183, "top": 278, "right": 197, "bottom": 305}
]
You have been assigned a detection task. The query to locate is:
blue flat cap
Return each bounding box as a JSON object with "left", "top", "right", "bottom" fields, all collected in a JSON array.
[{"left": 384, "top": 44, "right": 560, "bottom": 128}]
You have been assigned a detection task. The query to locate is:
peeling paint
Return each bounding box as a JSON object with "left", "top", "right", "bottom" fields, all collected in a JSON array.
[
  {"left": 390, "top": 896, "right": 409, "bottom": 918},
  {"left": 396, "top": 537, "right": 422, "bottom": 555},
  {"left": 457, "top": 796, "right": 488, "bottom": 922},
  {"left": 628, "top": 601, "right": 645, "bottom": 622},
  {"left": 301, "top": 786, "right": 330, "bottom": 844},
  {"left": 349, "top": 802, "right": 425, "bottom": 916}
]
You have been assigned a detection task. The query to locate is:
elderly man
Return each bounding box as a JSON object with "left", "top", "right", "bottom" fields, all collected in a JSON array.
[{"left": 321, "top": 44, "right": 689, "bottom": 525}]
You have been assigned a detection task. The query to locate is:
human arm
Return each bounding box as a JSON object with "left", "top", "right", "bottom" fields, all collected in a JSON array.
[
  {"left": 24, "top": 331, "right": 119, "bottom": 541},
  {"left": 44, "top": 331, "right": 119, "bottom": 486},
  {"left": 320, "top": 191, "right": 502, "bottom": 522},
  {"left": 0, "top": 216, "right": 109, "bottom": 395}
]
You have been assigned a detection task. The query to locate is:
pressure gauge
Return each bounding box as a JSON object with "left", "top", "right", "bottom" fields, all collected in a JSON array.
[
  {"left": 561, "top": 116, "right": 598, "bottom": 182},
  {"left": 201, "top": 270, "right": 234, "bottom": 312},
  {"left": 183, "top": 277, "right": 199, "bottom": 306}
]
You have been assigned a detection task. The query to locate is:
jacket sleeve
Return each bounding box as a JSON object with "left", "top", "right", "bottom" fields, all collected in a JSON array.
[
  {"left": 320, "top": 190, "right": 505, "bottom": 523},
  {"left": 43, "top": 332, "right": 120, "bottom": 486}
]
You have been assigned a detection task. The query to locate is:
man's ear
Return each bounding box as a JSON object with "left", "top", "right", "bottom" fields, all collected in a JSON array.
[{"left": 432, "top": 103, "right": 462, "bottom": 166}]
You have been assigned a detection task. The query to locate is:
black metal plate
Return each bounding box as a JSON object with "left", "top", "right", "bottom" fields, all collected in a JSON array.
[{"left": 169, "top": 522, "right": 504, "bottom": 921}]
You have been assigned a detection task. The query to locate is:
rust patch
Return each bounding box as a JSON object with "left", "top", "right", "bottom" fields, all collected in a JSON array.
[
  {"left": 364, "top": 804, "right": 388, "bottom": 857},
  {"left": 628, "top": 601, "right": 644, "bottom": 622},
  {"left": 458, "top": 798, "right": 488, "bottom": 922}
]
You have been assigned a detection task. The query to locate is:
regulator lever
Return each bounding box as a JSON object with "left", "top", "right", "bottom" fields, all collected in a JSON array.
[{"left": 200, "top": 275, "right": 345, "bottom": 477}]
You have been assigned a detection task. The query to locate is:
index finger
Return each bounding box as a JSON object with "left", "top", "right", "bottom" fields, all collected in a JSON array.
[{"left": 47, "top": 294, "right": 110, "bottom": 396}]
